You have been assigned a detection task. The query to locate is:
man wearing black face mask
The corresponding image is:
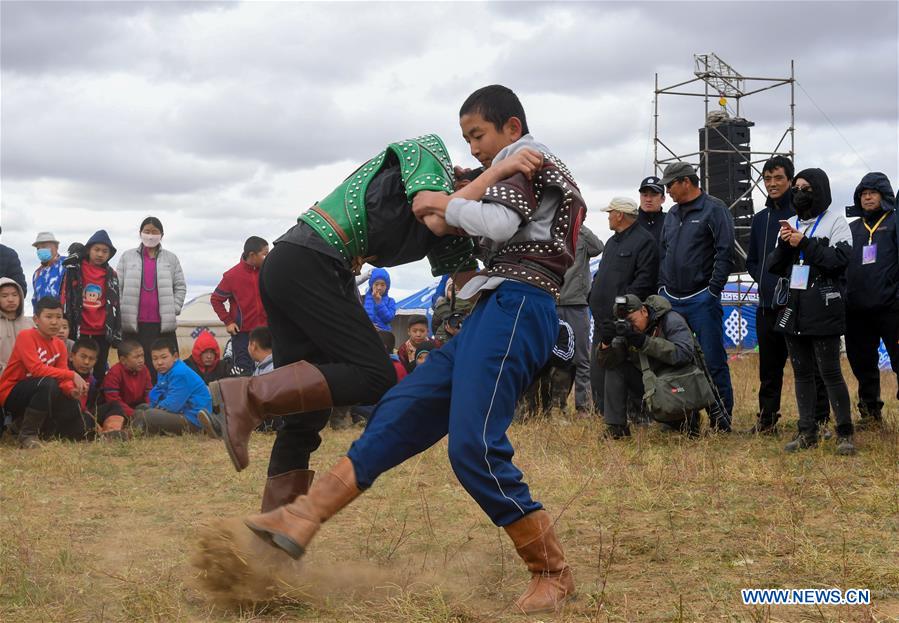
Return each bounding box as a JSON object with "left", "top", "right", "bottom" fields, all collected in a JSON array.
[
  {"left": 844, "top": 172, "right": 899, "bottom": 429},
  {"left": 744, "top": 157, "right": 831, "bottom": 435},
  {"left": 766, "top": 168, "right": 856, "bottom": 455}
]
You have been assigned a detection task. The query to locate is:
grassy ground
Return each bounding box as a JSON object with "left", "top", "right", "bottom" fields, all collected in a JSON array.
[{"left": 1, "top": 356, "right": 897, "bottom": 622}]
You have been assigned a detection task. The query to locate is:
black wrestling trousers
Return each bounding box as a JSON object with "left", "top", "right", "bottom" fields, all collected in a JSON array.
[{"left": 259, "top": 242, "right": 396, "bottom": 476}]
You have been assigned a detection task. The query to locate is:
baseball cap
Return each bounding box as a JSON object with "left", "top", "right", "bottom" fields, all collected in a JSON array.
[
  {"left": 657, "top": 162, "right": 696, "bottom": 186},
  {"left": 599, "top": 197, "right": 639, "bottom": 216},
  {"left": 614, "top": 294, "right": 644, "bottom": 315},
  {"left": 638, "top": 176, "right": 664, "bottom": 194}
]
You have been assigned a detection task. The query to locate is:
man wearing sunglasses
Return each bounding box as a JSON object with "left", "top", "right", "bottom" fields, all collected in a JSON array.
[{"left": 656, "top": 161, "right": 735, "bottom": 431}]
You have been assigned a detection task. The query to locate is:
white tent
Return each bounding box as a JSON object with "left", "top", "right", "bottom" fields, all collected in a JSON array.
[{"left": 175, "top": 292, "right": 229, "bottom": 356}]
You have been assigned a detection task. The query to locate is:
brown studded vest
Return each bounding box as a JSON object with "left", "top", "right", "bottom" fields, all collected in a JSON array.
[{"left": 479, "top": 152, "right": 586, "bottom": 299}]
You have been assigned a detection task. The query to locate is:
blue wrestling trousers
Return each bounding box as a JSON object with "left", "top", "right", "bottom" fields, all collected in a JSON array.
[{"left": 347, "top": 280, "right": 558, "bottom": 526}]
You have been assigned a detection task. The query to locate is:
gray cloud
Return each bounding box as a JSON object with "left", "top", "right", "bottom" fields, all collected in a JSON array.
[{"left": 2, "top": 1, "right": 896, "bottom": 300}]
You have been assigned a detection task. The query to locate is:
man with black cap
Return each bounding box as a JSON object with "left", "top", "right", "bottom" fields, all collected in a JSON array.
[
  {"left": 589, "top": 197, "right": 658, "bottom": 422},
  {"left": 637, "top": 176, "right": 666, "bottom": 249},
  {"left": 657, "top": 161, "right": 735, "bottom": 431},
  {"left": 845, "top": 172, "right": 899, "bottom": 429}
]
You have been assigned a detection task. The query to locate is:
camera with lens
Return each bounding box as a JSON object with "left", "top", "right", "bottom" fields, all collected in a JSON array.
[
  {"left": 613, "top": 295, "right": 630, "bottom": 337},
  {"left": 446, "top": 312, "right": 465, "bottom": 331}
]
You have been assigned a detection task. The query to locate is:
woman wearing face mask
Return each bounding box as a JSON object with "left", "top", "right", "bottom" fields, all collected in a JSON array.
[
  {"left": 766, "top": 168, "right": 856, "bottom": 455},
  {"left": 117, "top": 217, "right": 187, "bottom": 380}
]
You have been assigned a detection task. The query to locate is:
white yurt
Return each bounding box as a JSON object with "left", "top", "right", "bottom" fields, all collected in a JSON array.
[{"left": 175, "top": 293, "right": 229, "bottom": 357}]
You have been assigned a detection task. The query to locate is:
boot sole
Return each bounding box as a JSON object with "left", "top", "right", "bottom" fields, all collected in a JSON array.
[
  {"left": 244, "top": 522, "right": 306, "bottom": 559},
  {"left": 209, "top": 383, "right": 246, "bottom": 473}
]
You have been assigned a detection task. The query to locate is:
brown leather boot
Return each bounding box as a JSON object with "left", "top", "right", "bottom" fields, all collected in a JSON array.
[
  {"left": 244, "top": 456, "right": 361, "bottom": 559},
  {"left": 260, "top": 469, "right": 315, "bottom": 513},
  {"left": 208, "top": 361, "right": 333, "bottom": 472},
  {"left": 504, "top": 510, "right": 575, "bottom": 614},
  {"left": 17, "top": 407, "right": 48, "bottom": 449}
]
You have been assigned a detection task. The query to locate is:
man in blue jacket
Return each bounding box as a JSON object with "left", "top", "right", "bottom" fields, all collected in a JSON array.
[
  {"left": 845, "top": 172, "right": 899, "bottom": 429},
  {"left": 744, "top": 157, "right": 830, "bottom": 435},
  {"left": 132, "top": 338, "right": 212, "bottom": 435},
  {"left": 657, "top": 162, "right": 735, "bottom": 431},
  {"left": 362, "top": 268, "right": 397, "bottom": 332}
]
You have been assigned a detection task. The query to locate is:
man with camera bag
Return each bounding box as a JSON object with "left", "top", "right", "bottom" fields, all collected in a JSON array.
[{"left": 596, "top": 294, "right": 717, "bottom": 438}]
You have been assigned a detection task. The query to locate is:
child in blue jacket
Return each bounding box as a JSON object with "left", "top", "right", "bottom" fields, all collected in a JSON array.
[
  {"left": 362, "top": 268, "right": 396, "bottom": 331},
  {"left": 133, "top": 338, "right": 212, "bottom": 435}
]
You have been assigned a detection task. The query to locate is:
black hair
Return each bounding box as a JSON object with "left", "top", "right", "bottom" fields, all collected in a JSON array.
[
  {"left": 248, "top": 326, "right": 272, "bottom": 351},
  {"left": 117, "top": 339, "right": 143, "bottom": 358},
  {"left": 140, "top": 216, "right": 164, "bottom": 235},
  {"left": 72, "top": 336, "right": 99, "bottom": 354},
  {"left": 378, "top": 330, "right": 396, "bottom": 353},
  {"left": 407, "top": 314, "right": 428, "bottom": 329},
  {"left": 35, "top": 296, "right": 63, "bottom": 315},
  {"left": 459, "top": 85, "right": 529, "bottom": 135},
  {"left": 150, "top": 338, "right": 178, "bottom": 355},
  {"left": 762, "top": 156, "right": 794, "bottom": 181},
  {"left": 242, "top": 236, "right": 269, "bottom": 260},
  {"left": 683, "top": 174, "right": 700, "bottom": 188}
]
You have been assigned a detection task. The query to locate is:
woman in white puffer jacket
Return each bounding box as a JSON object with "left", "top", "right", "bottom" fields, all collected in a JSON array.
[{"left": 117, "top": 216, "right": 187, "bottom": 378}]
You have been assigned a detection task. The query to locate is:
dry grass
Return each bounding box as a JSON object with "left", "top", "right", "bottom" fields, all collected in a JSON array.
[{"left": 1, "top": 356, "right": 897, "bottom": 622}]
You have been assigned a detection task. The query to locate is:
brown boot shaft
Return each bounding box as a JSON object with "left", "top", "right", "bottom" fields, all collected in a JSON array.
[
  {"left": 17, "top": 407, "right": 48, "bottom": 441},
  {"left": 260, "top": 469, "right": 315, "bottom": 513},
  {"left": 244, "top": 457, "right": 361, "bottom": 559},
  {"left": 504, "top": 510, "right": 574, "bottom": 614},
  {"left": 247, "top": 361, "right": 332, "bottom": 416},
  {"left": 212, "top": 361, "right": 333, "bottom": 471}
]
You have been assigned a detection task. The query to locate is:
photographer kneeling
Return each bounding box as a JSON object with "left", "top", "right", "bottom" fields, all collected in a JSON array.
[{"left": 596, "top": 294, "right": 717, "bottom": 438}]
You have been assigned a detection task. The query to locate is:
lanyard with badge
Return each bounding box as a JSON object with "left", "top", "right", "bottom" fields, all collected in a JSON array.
[
  {"left": 789, "top": 214, "right": 823, "bottom": 290},
  {"left": 861, "top": 212, "right": 889, "bottom": 265}
]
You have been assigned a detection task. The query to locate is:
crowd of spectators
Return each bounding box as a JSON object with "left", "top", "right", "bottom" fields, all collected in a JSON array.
[{"left": 0, "top": 159, "right": 896, "bottom": 455}]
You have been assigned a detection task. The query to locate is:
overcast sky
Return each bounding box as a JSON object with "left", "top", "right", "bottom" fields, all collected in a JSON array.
[{"left": 2, "top": 1, "right": 897, "bottom": 302}]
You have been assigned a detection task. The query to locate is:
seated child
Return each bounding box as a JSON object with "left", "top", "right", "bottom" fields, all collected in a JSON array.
[
  {"left": 397, "top": 314, "right": 432, "bottom": 373},
  {"left": 185, "top": 330, "right": 229, "bottom": 384},
  {"left": 69, "top": 337, "right": 100, "bottom": 411},
  {"left": 412, "top": 341, "right": 437, "bottom": 369},
  {"left": 57, "top": 317, "right": 75, "bottom": 354},
  {"left": 379, "top": 330, "right": 407, "bottom": 384},
  {"left": 201, "top": 326, "right": 278, "bottom": 437},
  {"left": 98, "top": 339, "right": 151, "bottom": 434},
  {"left": 132, "top": 338, "right": 212, "bottom": 435},
  {"left": 246, "top": 326, "right": 279, "bottom": 433},
  {"left": 0, "top": 278, "right": 32, "bottom": 375},
  {"left": 248, "top": 326, "right": 274, "bottom": 377},
  {"left": 0, "top": 296, "right": 92, "bottom": 448}
]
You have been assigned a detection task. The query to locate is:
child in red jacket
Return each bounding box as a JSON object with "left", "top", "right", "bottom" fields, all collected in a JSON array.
[
  {"left": 99, "top": 339, "right": 151, "bottom": 434},
  {"left": 0, "top": 297, "right": 91, "bottom": 448},
  {"left": 185, "top": 330, "right": 230, "bottom": 384},
  {"left": 210, "top": 237, "right": 269, "bottom": 374}
]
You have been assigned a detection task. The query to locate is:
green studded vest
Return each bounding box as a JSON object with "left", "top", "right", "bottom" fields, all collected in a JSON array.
[{"left": 300, "top": 134, "right": 457, "bottom": 265}]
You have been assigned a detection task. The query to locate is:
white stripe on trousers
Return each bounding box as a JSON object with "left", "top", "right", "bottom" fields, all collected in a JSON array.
[{"left": 481, "top": 295, "right": 527, "bottom": 518}]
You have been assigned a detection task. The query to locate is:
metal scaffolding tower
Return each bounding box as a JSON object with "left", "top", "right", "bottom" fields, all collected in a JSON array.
[{"left": 654, "top": 53, "right": 795, "bottom": 267}]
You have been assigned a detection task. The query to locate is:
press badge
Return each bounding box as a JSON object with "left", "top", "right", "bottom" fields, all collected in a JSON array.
[
  {"left": 863, "top": 244, "right": 877, "bottom": 265},
  {"left": 790, "top": 264, "right": 810, "bottom": 290}
]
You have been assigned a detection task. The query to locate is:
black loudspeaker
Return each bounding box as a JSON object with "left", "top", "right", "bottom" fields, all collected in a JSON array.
[{"left": 699, "top": 118, "right": 755, "bottom": 273}]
